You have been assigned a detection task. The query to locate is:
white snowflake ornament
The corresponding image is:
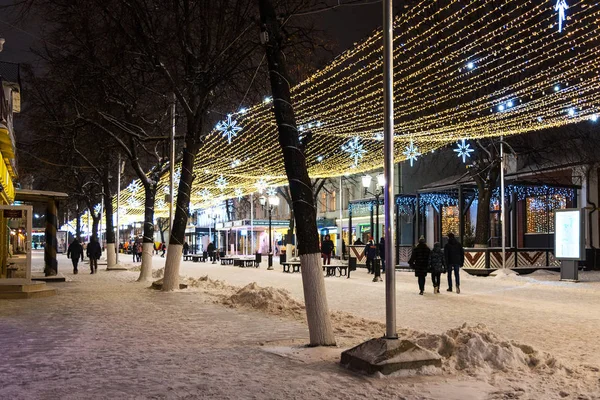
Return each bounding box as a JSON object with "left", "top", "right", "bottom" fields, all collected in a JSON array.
[
  {"left": 454, "top": 139, "right": 475, "bottom": 163},
  {"left": 216, "top": 114, "right": 242, "bottom": 144},
  {"left": 403, "top": 140, "right": 421, "bottom": 167},
  {"left": 215, "top": 175, "right": 228, "bottom": 191},
  {"left": 342, "top": 136, "right": 367, "bottom": 167}
]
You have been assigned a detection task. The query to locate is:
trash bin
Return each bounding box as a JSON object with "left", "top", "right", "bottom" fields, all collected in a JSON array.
[
  {"left": 255, "top": 253, "right": 262, "bottom": 264},
  {"left": 348, "top": 257, "right": 357, "bottom": 272}
]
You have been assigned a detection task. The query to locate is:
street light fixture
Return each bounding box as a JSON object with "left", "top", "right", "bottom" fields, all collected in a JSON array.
[
  {"left": 208, "top": 208, "right": 219, "bottom": 264},
  {"left": 362, "top": 173, "right": 385, "bottom": 282},
  {"left": 259, "top": 194, "right": 279, "bottom": 270}
]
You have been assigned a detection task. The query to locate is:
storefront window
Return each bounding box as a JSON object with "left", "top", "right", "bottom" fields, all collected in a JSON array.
[
  {"left": 526, "top": 195, "right": 567, "bottom": 233},
  {"left": 441, "top": 206, "right": 460, "bottom": 236}
]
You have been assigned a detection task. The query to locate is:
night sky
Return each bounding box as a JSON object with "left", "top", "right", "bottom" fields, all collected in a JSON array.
[{"left": 0, "top": 1, "right": 403, "bottom": 67}]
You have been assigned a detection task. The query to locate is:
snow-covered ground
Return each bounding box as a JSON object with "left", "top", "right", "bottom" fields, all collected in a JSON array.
[{"left": 0, "top": 251, "right": 597, "bottom": 399}]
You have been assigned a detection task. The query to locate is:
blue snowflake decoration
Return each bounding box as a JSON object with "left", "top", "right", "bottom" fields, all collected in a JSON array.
[
  {"left": 215, "top": 175, "right": 228, "bottom": 191},
  {"left": 342, "top": 136, "right": 367, "bottom": 167},
  {"left": 266, "top": 187, "right": 278, "bottom": 197},
  {"left": 127, "top": 180, "right": 141, "bottom": 194},
  {"left": 234, "top": 188, "right": 244, "bottom": 200},
  {"left": 255, "top": 179, "right": 267, "bottom": 194},
  {"left": 156, "top": 199, "right": 167, "bottom": 209},
  {"left": 94, "top": 204, "right": 102, "bottom": 215},
  {"left": 402, "top": 140, "right": 421, "bottom": 167},
  {"left": 128, "top": 196, "right": 141, "bottom": 207},
  {"left": 200, "top": 189, "right": 211, "bottom": 201},
  {"left": 216, "top": 114, "right": 242, "bottom": 144},
  {"left": 453, "top": 139, "right": 475, "bottom": 163}
]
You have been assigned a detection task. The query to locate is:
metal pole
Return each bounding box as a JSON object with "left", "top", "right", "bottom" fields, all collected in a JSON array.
[
  {"left": 500, "top": 136, "right": 506, "bottom": 268},
  {"left": 383, "top": 0, "right": 397, "bottom": 339},
  {"left": 250, "top": 193, "right": 254, "bottom": 254},
  {"left": 339, "top": 176, "right": 343, "bottom": 259},
  {"left": 116, "top": 154, "right": 121, "bottom": 264},
  {"left": 100, "top": 196, "right": 104, "bottom": 248},
  {"left": 169, "top": 92, "right": 176, "bottom": 233},
  {"left": 268, "top": 207, "right": 273, "bottom": 269}
]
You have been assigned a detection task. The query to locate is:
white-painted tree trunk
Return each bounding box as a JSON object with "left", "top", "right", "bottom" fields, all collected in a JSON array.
[
  {"left": 137, "top": 243, "right": 154, "bottom": 281},
  {"left": 106, "top": 243, "right": 117, "bottom": 269},
  {"left": 161, "top": 244, "right": 183, "bottom": 291},
  {"left": 299, "top": 253, "right": 336, "bottom": 346}
]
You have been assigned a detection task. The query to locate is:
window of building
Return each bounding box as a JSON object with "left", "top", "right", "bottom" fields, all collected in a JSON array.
[
  {"left": 320, "top": 192, "right": 327, "bottom": 213},
  {"left": 526, "top": 195, "right": 567, "bottom": 233},
  {"left": 441, "top": 206, "right": 460, "bottom": 237},
  {"left": 329, "top": 191, "right": 336, "bottom": 212}
]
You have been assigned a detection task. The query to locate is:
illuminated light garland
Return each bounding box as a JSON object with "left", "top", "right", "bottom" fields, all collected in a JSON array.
[
  {"left": 113, "top": 1, "right": 600, "bottom": 214},
  {"left": 216, "top": 114, "right": 242, "bottom": 144},
  {"left": 454, "top": 139, "right": 474, "bottom": 163}
]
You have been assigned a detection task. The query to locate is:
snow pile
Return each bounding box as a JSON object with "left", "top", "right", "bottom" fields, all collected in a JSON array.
[
  {"left": 152, "top": 267, "right": 164, "bottom": 278},
  {"left": 491, "top": 268, "right": 519, "bottom": 279},
  {"left": 222, "top": 282, "right": 305, "bottom": 319},
  {"left": 414, "top": 323, "right": 560, "bottom": 373},
  {"left": 186, "top": 275, "right": 235, "bottom": 293},
  {"left": 528, "top": 269, "right": 559, "bottom": 277}
]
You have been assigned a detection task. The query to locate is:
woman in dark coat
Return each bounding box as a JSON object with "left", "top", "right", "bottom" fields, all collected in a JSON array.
[
  {"left": 409, "top": 236, "right": 431, "bottom": 295},
  {"left": 321, "top": 235, "right": 334, "bottom": 265},
  {"left": 428, "top": 242, "right": 445, "bottom": 294}
]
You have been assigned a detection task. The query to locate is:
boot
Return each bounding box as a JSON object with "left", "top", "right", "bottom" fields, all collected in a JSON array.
[
  {"left": 456, "top": 286, "right": 460, "bottom": 294},
  {"left": 73, "top": 268, "right": 78, "bottom": 275},
  {"left": 447, "top": 287, "right": 452, "bottom": 292}
]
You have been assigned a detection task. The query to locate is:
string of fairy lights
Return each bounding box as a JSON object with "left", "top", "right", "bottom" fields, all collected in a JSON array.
[{"left": 109, "top": 0, "right": 600, "bottom": 217}]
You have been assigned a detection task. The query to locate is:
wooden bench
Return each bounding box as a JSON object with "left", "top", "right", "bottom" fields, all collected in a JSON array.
[
  {"left": 220, "top": 257, "right": 237, "bottom": 266},
  {"left": 282, "top": 261, "right": 301, "bottom": 273},
  {"left": 185, "top": 254, "right": 204, "bottom": 262},
  {"left": 323, "top": 265, "right": 338, "bottom": 277},
  {"left": 234, "top": 258, "right": 257, "bottom": 268}
]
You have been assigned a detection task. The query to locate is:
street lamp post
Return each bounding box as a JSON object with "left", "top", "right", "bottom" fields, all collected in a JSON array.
[
  {"left": 208, "top": 208, "right": 219, "bottom": 263},
  {"left": 259, "top": 194, "right": 279, "bottom": 270},
  {"left": 362, "top": 174, "right": 386, "bottom": 282}
]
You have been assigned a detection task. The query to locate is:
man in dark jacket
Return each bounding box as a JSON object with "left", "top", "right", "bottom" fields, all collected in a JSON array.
[
  {"left": 207, "top": 242, "right": 216, "bottom": 263},
  {"left": 67, "top": 238, "right": 84, "bottom": 274},
  {"left": 86, "top": 236, "right": 102, "bottom": 274},
  {"left": 444, "top": 232, "right": 465, "bottom": 294},
  {"left": 364, "top": 239, "right": 377, "bottom": 274},
  {"left": 409, "top": 236, "right": 431, "bottom": 295},
  {"left": 321, "top": 235, "right": 334, "bottom": 265}
]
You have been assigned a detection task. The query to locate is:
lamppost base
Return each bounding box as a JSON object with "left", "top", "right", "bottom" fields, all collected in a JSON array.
[{"left": 267, "top": 254, "right": 273, "bottom": 270}]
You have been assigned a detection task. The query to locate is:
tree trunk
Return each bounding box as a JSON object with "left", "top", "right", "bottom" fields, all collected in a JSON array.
[
  {"left": 259, "top": 0, "right": 335, "bottom": 346},
  {"left": 474, "top": 190, "right": 491, "bottom": 246},
  {"left": 91, "top": 212, "right": 99, "bottom": 240},
  {"left": 103, "top": 179, "right": 116, "bottom": 268},
  {"left": 138, "top": 184, "right": 156, "bottom": 281},
  {"left": 162, "top": 145, "right": 198, "bottom": 291},
  {"left": 76, "top": 213, "right": 81, "bottom": 240}
]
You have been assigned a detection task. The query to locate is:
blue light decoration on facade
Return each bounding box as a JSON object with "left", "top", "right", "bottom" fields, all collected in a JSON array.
[{"left": 491, "top": 184, "right": 575, "bottom": 202}]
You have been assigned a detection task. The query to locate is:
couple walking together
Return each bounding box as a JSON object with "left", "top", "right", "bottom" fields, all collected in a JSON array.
[{"left": 409, "top": 232, "right": 464, "bottom": 295}]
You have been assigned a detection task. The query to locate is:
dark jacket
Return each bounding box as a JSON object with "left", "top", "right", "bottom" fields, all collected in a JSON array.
[
  {"left": 364, "top": 242, "right": 377, "bottom": 260},
  {"left": 183, "top": 242, "right": 189, "bottom": 255},
  {"left": 86, "top": 240, "right": 102, "bottom": 260},
  {"left": 321, "top": 239, "right": 334, "bottom": 255},
  {"left": 207, "top": 242, "right": 215, "bottom": 253},
  {"left": 444, "top": 237, "right": 465, "bottom": 266},
  {"left": 429, "top": 248, "right": 445, "bottom": 274},
  {"left": 67, "top": 240, "right": 84, "bottom": 261},
  {"left": 379, "top": 238, "right": 385, "bottom": 260},
  {"left": 354, "top": 239, "right": 363, "bottom": 245},
  {"left": 409, "top": 242, "right": 431, "bottom": 277}
]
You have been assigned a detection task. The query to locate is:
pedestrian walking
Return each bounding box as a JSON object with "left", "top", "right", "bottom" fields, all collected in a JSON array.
[
  {"left": 136, "top": 241, "right": 142, "bottom": 262},
  {"left": 429, "top": 242, "right": 446, "bottom": 294},
  {"left": 67, "top": 238, "right": 84, "bottom": 274},
  {"left": 183, "top": 241, "right": 189, "bottom": 256},
  {"left": 342, "top": 239, "right": 346, "bottom": 260},
  {"left": 132, "top": 239, "right": 138, "bottom": 262},
  {"left": 364, "top": 238, "right": 377, "bottom": 274},
  {"left": 321, "top": 234, "right": 334, "bottom": 265},
  {"left": 409, "top": 236, "right": 431, "bottom": 295},
  {"left": 161, "top": 242, "right": 166, "bottom": 258},
  {"left": 207, "top": 242, "right": 215, "bottom": 262},
  {"left": 86, "top": 236, "right": 102, "bottom": 274},
  {"left": 379, "top": 237, "right": 386, "bottom": 273},
  {"left": 444, "top": 232, "right": 464, "bottom": 294}
]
